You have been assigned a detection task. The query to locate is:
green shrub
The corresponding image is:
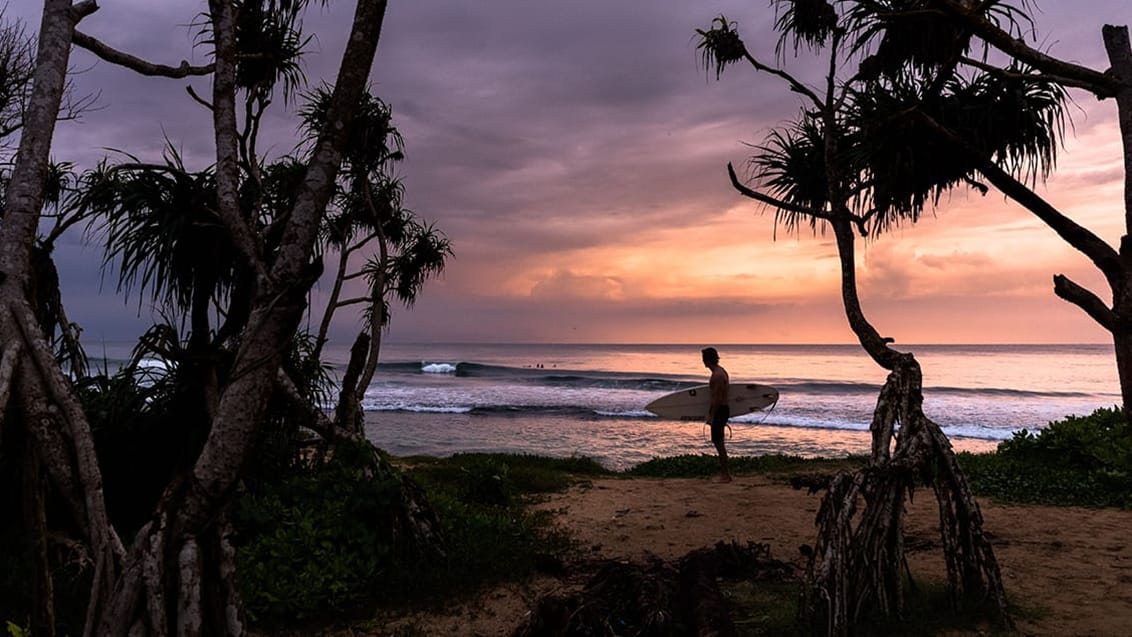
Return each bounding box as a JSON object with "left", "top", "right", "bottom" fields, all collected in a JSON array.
[
  {"left": 962, "top": 407, "right": 1132, "bottom": 508},
  {"left": 232, "top": 443, "right": 404, "bottom": 624},
  {"left": 235, "top": 450, "right": 587, "bottom": 625},
  {"left": 999, "top": 406, "right": 1132, "bottom": 471}
]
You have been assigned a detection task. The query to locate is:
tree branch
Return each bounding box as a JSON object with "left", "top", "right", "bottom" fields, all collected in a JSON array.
[
  {"left": 958, "top": 55, "right": 1104, "bottom": 93},
  {"left": 1054, "top": 273, "right": 1119, "bottom": 330},
  {"left": 930, "top": 0, "right": 1121, "bottom": 98},
  {"left": 184, "top": 85, "right": 214, "bottom": 111},
  {"left": 742, "top": 52, "right": 825, "bottom": 111},
  {"left": 914, "top": 110, "right": 1125, "bottom": 289},
  {"left": 1101, "top": 26, "right": 1132, "bottom": 233},
  {"left": 274, "top": 368, "right": 365, "bottom": 445},
  {"left": 72, "top": 31, "right": 213, "bottom": 78},
  {"left": 335, "top": 296, "right": 369, "bottom": 308},
  {"left": 70, "top": 1, "right": 98, "bottom": 20},
  {"left": 728, "top": 162, "right": 834, "bottom": 221},
  {"left": 206, "top": 0, "right": 270, "bottom": 287},
  {"left": 348, "top": 231, "right": 380, "bottom": 254}
]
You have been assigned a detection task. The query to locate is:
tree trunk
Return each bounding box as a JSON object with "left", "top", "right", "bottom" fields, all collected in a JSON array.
[
  {"left": 356, "top": 177, "right": 391, "bottom": 397},
  {"left": 1105, "top": 24, "right": 1132, "bottom": 433},
  {"left": 24, "top": 430, "right": 56, "bottom": 637},
  {"left": 335, "top": 331, "right": 370, "bottom": 434},
  {"left": 801, "top": 218, "right": 1010, "bottom": 636},
  {"left": 94, "top": 2, "right": 391, "bottom": 633},
  {"left": 0, "top": 4, "right": 125, "bottom": 635},
  {"left": 1113, "top": 327, "right": 1132, "bottom": 432}
]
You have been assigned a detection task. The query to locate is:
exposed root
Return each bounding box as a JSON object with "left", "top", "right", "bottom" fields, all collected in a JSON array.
[{"left": 802, "top": 354, "right": 1010, "bottom": 636}]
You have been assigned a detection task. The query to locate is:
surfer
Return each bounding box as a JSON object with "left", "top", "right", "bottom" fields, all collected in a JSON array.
[{"left": 702, "top": 347, "right": 731, "bottom": 482}]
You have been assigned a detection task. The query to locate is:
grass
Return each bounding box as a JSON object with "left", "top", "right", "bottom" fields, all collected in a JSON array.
[
  {"left": 723, "top": 579, "right": 804, "bottom": 636},
  {"left": 626, "top": 452, "right": 866, "bottom": 479}
]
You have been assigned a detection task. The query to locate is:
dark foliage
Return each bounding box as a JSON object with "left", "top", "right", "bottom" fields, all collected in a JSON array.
[
  {"left": 775, "top": 0, "right": 840, "bottom": 54},
  {"left": 696, "top": 16, "right": 747, "bottom": 79},
  {"left": 232, "top": 440, "right": 407, "bottom": 624}
]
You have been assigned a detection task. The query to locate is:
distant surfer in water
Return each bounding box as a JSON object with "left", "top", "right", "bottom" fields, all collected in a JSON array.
[{"left": 702, "top": 347, "right": 731, "bottom": 482}]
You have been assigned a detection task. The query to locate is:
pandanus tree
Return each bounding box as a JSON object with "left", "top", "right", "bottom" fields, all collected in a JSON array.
[
  {"left": 0, "top": 0, "right": 410, "bottom": 634},
  {"left": 886, "top": 0, "right": 1132, "bottom": 433},
  {"left": 694, "top": 1, "right": 1074, "bottom": 632},
  {"left": 303, "top": 87, "right": 452, "bottom": 434}
]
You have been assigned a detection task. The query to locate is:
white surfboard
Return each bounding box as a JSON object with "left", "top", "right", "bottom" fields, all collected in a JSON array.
[{"left": 645, "top": 383, "right": 779, "bottom": 421}]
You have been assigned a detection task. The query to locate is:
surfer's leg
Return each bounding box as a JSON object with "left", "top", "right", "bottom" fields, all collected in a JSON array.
[{"left": 711, "top": 423, "right": 732, "bottom": 482}]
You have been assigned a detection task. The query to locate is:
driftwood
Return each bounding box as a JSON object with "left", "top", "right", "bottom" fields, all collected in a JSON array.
[
  {"left": 515, "top": 541, "right": 797, "bottom": 637},
  {"left": 801, "top": 353, "right": 1010, "bottom": 636}
]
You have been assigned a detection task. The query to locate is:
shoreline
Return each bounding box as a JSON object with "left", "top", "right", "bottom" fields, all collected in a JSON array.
[{"left": 363, "top": 409, "right": 1001, "bottom": 471}]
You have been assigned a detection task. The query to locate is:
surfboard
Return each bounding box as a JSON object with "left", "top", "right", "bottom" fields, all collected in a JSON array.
[{"left": 645, "top": 383, "right": 779, "bottom": 421}]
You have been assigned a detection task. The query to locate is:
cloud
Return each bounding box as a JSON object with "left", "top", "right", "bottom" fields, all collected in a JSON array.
[
  {"left": 916, "top": 251, "right": 994, "bottom": 270},
  {"left": 8, "top": 0, "right": 1129, "bottom": 345},
  {"left": 530, "top": 270, "right": 625, "bottom": 300}
]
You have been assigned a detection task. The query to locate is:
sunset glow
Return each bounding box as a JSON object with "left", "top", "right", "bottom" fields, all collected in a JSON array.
[{"left": 13, "top": 0, "right": 1131, "bottom": 345}]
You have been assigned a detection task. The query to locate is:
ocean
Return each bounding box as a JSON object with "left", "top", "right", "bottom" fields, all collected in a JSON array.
[{"left": 327, "top": 342, "right": 1122, "bottom": 471}]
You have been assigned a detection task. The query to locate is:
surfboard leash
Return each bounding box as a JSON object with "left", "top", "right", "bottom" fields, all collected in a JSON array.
[{"left": 703, "top": 395, "right": 780, "bottom": 443}]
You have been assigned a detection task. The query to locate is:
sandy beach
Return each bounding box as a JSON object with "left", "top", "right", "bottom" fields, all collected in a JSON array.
[{"left": 371, "top": 474, "right": 1132, "bottom": 636}]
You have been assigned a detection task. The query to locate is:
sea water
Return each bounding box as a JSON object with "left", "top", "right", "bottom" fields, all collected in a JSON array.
[
  {"left": 336, "top": 343, "right": 1120, "bottom": 470},
  {"left": 95, "top": 341, "right": 1121, "bottom": 471}
]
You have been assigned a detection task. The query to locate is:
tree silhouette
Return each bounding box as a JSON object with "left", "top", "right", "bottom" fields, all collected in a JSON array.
[
  {"left": 0, "top": 1, "right": 400, "bottom": 633},
  {"left": 691, "top": 0, "right": 1085, "bottom": 630},
  {"left": 300, "top": 87, "right": 452, "bottom": 433}
]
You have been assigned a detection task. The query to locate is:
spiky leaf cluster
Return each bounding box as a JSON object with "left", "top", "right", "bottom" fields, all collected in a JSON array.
[
  {"left": 696, "top": 16, "right": 747, "bottom": 80},
  {"left": 74, "top": 151, "right": 239, "bottom": 314},
  {"left": 849, "top": 66, "right": 1065, "bottom": 229},
  {"left": 708, "top": 0, "right": 1066, "bottom": 238},
  {"left": 749, "top": 115, "right": 837, "bottom": 235},
  {"left": 774, "top": 0, "right": 841, "bottom": 54}
]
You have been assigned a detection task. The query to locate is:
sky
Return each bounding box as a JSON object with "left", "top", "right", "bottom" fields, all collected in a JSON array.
[{"left": 11, "top": 0, "right": 1132, "bottom": 345}]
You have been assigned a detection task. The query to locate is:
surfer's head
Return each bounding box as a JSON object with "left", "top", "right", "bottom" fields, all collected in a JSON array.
[{"left": 701, "top": 347, "right": 719, "bottom": 367}]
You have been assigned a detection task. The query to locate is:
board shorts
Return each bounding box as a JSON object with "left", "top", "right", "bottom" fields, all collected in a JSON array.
[{"left": 710, "top": 404, "right": 731, "bottom": 445}]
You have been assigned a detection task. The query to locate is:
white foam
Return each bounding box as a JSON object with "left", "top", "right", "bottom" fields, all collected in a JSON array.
[
  {"left": 940, "top": 424, "right": 1016, "bottom": 441},
  {"left": 421, "top": 363, "right": 458, "bottom": 374},
  {"left": 136, "top": 357, "right": 170, "bottom": 370},
  {"left": 132, "top": 357, "right": 171, "bottom": 388},
  {"left": 364, "top": 401, "right": 473, "bottom": 414}
]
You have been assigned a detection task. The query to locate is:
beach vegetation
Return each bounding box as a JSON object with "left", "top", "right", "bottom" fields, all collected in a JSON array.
[
  {"left": 627, "top": 453, "right": 865, "bottom": 478},
  {"left": 962, "top": 406, "right": 1132, "bottom": 508},
  {"left": 0, "top": 0, "right": 454, "bottom": 634},
  {"left": 228, "top": 450, "right": 585, "bottom": 628},
  {"left": 232, "top": 443, "right": 405, "bottom": 624},
  {"left": 405, "top": 452, "right": 610, "bottom": 503}
]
